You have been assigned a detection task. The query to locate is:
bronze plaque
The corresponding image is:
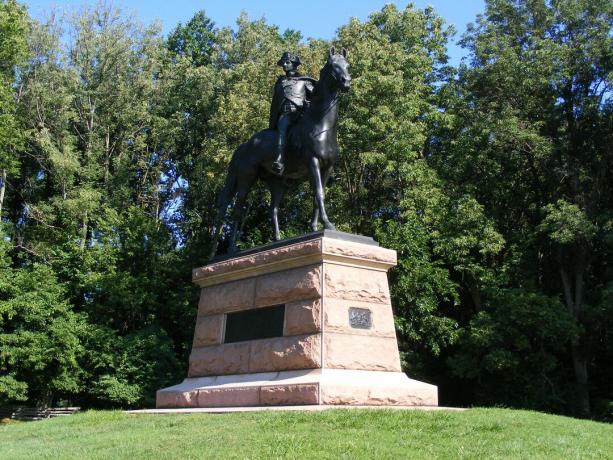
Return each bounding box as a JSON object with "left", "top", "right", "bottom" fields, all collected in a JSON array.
[
  {"left": 348, "top": 307, "right": 372, "bottom": 329},
  {"left": 224, "top": 304, "right": 285, "bottom": 343}
]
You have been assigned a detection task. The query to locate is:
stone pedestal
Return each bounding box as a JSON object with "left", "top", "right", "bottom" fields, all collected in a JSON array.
[{"left": 156, "top": 231, "right": 437, "bottom": 408}]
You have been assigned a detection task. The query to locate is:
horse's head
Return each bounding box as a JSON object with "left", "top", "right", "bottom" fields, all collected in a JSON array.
[{"left": 323, "top": 47, "right": 352, "bottom": 92}]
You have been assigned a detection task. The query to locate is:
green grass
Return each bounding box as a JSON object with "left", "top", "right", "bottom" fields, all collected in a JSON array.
[{"left": 0, "top": 408, "right": 611, "bottom": 459}]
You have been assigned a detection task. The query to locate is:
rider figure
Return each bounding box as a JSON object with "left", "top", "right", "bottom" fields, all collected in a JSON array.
[{"left": 269, "top": 52, "right": 316, "bottom": 174}]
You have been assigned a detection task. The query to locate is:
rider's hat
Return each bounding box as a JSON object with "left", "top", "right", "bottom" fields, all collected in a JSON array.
[{"left": 277, "top": 52, "right": 301, "bottom": 67}]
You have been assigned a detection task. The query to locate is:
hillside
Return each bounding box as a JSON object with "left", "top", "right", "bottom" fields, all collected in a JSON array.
[{"left": 1, "top": 408, "right": 611, "bottom": 459}]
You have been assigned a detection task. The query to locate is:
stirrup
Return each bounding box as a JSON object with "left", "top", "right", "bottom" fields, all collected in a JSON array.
[{"left": 272, "top": 160, "right": 284, "bottom": 174}]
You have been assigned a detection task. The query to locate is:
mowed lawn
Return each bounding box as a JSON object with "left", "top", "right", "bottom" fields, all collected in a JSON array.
[{"left": 1, "top": 408, "right": 611, "bottom": 459}]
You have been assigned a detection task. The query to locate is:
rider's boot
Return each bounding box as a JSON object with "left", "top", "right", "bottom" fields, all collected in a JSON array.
[
  {"left": 272, "top": 141, "right": 285, "bottom": 174},
  {"left": 273, "top": 116, "right": 289, "bottom": 174}
]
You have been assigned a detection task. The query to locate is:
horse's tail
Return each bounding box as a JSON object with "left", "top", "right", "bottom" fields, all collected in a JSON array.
[{"left": 208, "top": 145, "right": 244, "bottom": 260}]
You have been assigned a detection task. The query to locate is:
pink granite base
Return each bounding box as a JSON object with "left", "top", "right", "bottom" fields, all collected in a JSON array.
[{"left": 157, "top": 232, "right": 439, "bottom": 409}]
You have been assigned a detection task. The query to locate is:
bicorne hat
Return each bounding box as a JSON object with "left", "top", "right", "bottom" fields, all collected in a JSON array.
[{"left": 277, "top": 52, "right": 301, "bottom": 67}]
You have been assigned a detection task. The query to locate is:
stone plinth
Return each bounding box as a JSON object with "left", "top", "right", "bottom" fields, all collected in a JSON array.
[{"left": 156, "top": 230, "right": 438, "bottom": 408}]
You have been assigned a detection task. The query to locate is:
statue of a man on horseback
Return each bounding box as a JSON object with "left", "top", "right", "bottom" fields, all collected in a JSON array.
[
  {"left": 269, "top": 52, "right": 316, "bottom": 174},
  {"left": 209, "top": 47, "right": 351, "bottom": 259}
]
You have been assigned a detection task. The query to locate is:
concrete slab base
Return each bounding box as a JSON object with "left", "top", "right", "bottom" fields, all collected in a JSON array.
[
  {"left": 156, "top": 368, "right": 438, "bottom": 408},
  {"left": 129, "top": 405, "right": 465, "bottom": 415}
]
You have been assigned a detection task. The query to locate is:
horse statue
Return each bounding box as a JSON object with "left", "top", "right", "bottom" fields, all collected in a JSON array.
[{"left": 209, "top": 47, "right": 351, "bottom": 258}]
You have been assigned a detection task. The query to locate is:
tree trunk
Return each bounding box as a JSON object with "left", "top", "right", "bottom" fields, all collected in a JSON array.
[
  {"left": 79, "top": 210, "right": 88, "bottom": 250},
  {"left": 559, "top": 248, "right": 591, "bottom": 417},
  {"left": 466, "top": 272, "right": 482, "bottom": 312},
  {"left": 571, "top": 342, "right": 590, "bottom": 417},
  {"left": 0, "top": 168, "right": 6, "bottom": 220},
  {"left": 104, "top": 127, "right": 110, "bottom": 184}
]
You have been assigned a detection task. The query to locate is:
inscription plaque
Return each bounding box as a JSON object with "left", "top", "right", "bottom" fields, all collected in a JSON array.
[
  {"left": 348, "top": 307, "right": 372, "bottom": 329},
  {"left": 224, "top": 304, "right": 285, "bottom": 343}
]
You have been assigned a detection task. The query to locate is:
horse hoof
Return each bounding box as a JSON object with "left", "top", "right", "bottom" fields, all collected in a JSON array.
[{"left": 324, "top": 223, "right": 336, "bottom": 230}]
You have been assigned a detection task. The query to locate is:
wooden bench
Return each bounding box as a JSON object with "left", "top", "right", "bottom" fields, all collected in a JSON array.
[{"left": 0, "top": 406, "right": 81, "bottom": 421}]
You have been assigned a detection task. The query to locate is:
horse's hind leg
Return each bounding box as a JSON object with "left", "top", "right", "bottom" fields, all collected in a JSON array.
[
  {"left": 269, "top": 178, "right": 285, "bottom": 241},
  {"left": 308, "top": 157, "right": 335, "bottom": 231},
  {"left": 310, "top": 166, "right": 333, "bottom": 232},
  {"left": 229, "top": 175, "right": 255, "bottom": 253},
  {"left": 209, "top": 165, "right": 238, "bottom": 259},
  {"left": 209, "top": 206, "right": 225, "bottom": 259}
]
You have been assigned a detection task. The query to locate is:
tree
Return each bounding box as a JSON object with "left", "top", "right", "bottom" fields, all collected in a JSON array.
[
  {"left": 436, "top": 0, "right": 613, "bottom": 416},
  {"left": 1, "top": 3, "right": 186, "bottom": 408},
  {"left": 326, "top": 6, "right": 509, "bottom": 389},
  {"left": 167, "top": 9, "right": 217, "bottom": 67},
  {"left": 0, "top": 0, "right": 28, "bottom": 220},
  {"left": 0, "top": 237, "right": 85, "bottom": 406}
]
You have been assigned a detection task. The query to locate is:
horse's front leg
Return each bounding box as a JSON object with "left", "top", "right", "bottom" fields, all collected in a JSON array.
[
  {"left": 308, "top": 157, "right": 335, "bottom": 231},
  {"left": 310, "top": 166, "right": 333, "bottom": 231},
  {"left": 310, "top": 197, "right": 319, "bottom": 232},
  {"left": 269, "top": 178, "right": 285, "bottom": 240}
]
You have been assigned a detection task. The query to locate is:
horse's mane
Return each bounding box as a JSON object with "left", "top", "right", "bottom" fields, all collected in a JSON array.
[{"left": 310, "top": 60, "right": 333, "bottom": 100}]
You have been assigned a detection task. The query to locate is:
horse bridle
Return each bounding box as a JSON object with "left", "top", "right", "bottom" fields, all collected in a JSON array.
[{"left": 323, "top": 60, "right": 343, "bottom": 85}]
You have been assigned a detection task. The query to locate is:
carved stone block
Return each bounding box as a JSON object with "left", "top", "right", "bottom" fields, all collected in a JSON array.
[{"left": 284, "top": 299, "right": 322, "bottom": 336}]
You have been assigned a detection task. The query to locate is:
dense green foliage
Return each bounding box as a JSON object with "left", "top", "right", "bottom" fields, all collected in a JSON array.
[
  {"left": 0, "top": 0, "right": 611, "bottom": 419},
  {"left": 434, "top": 0, "right": 613, "bottom": 417},
  {"left": 1, "top": 408, "right": 613, "bottom": 459}
]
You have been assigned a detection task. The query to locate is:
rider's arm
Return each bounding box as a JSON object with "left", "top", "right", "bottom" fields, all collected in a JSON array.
[{"left": 305, "top": 80, "right": 315, "bottom": 98}]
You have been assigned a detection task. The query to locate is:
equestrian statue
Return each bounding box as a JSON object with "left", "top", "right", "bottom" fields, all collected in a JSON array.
[{"left": 209, "top": 47, "right": 351, "bottom": 258}]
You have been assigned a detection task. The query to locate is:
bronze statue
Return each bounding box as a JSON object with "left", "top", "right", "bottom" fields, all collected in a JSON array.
[
  {"left": 269, "top": 52, "right": 316, "bottom": 174},
  {"left": 210, "top": 48, "right": 351, "bottom": 258}
]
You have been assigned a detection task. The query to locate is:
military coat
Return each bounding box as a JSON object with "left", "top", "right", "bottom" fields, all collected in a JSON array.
[{"left": 269, "top": 75, "right": 316, "bottom": 129}]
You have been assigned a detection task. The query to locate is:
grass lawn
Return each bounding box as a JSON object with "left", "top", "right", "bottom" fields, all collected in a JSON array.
[{"left": 0, "top": 407, "right": 611, "bottom": 459}]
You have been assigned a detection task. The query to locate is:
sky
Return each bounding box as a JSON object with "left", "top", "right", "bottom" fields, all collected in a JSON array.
[{"left": 22, "top": 1, "right": 486, "bottom": 65}]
